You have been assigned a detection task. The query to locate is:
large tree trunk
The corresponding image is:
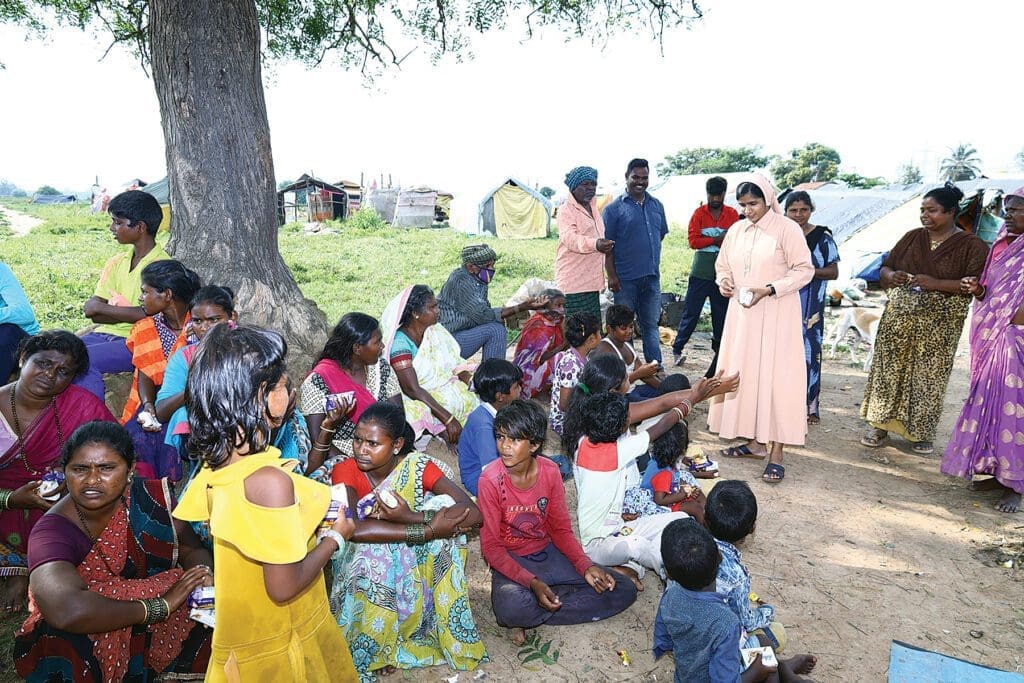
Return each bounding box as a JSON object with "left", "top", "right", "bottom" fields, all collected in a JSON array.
[{"left": 149, "top": 0, "right": 328, "bottom": 372}]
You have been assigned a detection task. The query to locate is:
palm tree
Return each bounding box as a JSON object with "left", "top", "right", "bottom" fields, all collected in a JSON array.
[{"left": 939, "top": 144, "right": 982, "bottom": 182}]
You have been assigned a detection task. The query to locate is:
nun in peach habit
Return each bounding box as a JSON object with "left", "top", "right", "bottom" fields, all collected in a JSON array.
[{"left": 708, "top": 174, "right": 814, "bottom": 483}]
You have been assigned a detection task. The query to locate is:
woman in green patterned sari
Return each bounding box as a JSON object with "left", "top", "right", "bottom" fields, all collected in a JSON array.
[{"left": 328, "top": 402, "right": 486, "bottom": 681}]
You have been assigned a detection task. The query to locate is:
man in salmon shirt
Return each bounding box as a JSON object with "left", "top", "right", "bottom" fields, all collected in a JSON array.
[
  {"left": 671, "top": 176, "right": 739, "bottom": 377},
  {"left": 554, "top": 166, "right": 615, "bottom": 324}
]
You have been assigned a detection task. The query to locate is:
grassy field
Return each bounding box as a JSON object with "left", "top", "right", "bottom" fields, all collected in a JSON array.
[{"left": 0, "top": 199, "right": 695, "bottom": 331}]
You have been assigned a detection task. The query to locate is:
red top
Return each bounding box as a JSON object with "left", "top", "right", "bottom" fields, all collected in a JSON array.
[
  {"left": 478, "top": 457, "right": 593, "bottom": 587},
  {"left": 649, "top": 470, "right": 682, "bottom": 512},
  {"left": 688, "top": 204, "right": 740, "bottom": 249},
  {"left": 331, "top": 457, "right": 444, "bottom": 498}
]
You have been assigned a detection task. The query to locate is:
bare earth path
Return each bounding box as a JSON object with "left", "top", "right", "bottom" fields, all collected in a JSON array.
[
  {"left": 1, "top": 307, "right": 1020, "bottom": 682},
  {"left": 419, "top": 309, "right": 1024, "bottom": 682},
  {"left": 0, "top": 205, "right": 42, "bottom": 237}
]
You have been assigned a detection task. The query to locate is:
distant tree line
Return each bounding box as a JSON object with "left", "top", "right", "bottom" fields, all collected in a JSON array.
[
  {"left": 0, "top": 179, "right": 28, "bottom": 197},
  {"left": 656, "top": 142, "right": 998, "bottom": 188}
]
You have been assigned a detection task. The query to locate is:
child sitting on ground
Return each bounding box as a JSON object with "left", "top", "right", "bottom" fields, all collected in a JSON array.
[
  {"left": 478, "top": 399, "right": 637, "bottom": 646},
  {"left": 640, "top": 422, "right": 707, "bottom": 524},
  {"left": 595, "top": 304, "right": 662, "bottom": 400},
  {"left": 571, "top": 389, "right": 709, "bottom": 586},
  {"left": 458, "top": 358, "right": 523, "bottom": 496},
  {"left": 706, "top": 481, "right": 786, "bottom": 652},
  {"left": 549, "top": 311, "right": 601, "bottom": 436},
  {"left": 512, "top": 288, "right": 568, "bottom": 398},
  {"left": 121, "top": 260, "right": 201, "bottom": 480},
  {"left": 653, "top": 518, "right": 817, "bottom": 682}
]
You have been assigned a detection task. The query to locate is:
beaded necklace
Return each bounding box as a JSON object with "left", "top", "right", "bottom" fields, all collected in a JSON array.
[{"left": 8, "top": 382, "right": 65, "bottom": 476}]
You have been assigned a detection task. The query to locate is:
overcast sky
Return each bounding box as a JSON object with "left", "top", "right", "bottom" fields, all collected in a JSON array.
[{"left": 0, "top": 0, "right": 1020, "bottom": 199}]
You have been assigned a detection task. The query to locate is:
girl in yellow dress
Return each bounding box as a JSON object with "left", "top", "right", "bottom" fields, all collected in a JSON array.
[{"left": 174, "top": 324, "right": 358, "bottom": 682}]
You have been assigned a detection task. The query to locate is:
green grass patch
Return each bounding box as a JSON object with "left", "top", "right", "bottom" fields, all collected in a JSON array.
[{"left": 0, "top": 202, "right": 695, "bottom": 331}]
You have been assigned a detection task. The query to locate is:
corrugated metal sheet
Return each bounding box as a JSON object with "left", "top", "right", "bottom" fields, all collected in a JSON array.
[
  {"left": 793, "top": 184, "right": 926, "bottom": 245},
  {"left": 393, "top": 189, "right": 438, "bottom": 228},
  {"left": 801, "top": 178, "right": 1024, "bottom": 246}
]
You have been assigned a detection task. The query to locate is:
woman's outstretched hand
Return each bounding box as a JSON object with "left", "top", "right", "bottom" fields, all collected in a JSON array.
[
  {"left": 321, "top": 396, "right": 355, "bottom": 432},
  {"left": 330, "top": 502, "right": 356, "bottom": 541},
  {"left": 161, "top": 565, "right": 211, "bottom": 615},
  {"left": 9, "top": 481, "right": 54, "bottom": 511}
]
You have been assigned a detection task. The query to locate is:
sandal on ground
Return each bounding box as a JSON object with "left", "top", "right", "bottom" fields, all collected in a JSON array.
[
  {"left": 720, "top": 445, "right": 766, "bottom": 459},
  {"left": 762, "top": 463, "right": 785, "bottom": 483},
  {"left": 860, "top": 428, "right": 888, "bottom": 448},
  {"left": 911, "top": 441, "right": 934, "bottom": 455}
]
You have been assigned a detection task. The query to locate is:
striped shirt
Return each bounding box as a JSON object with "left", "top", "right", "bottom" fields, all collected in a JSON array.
[{"left": 437, "top": 266, "right": 501, "bottom": 334}]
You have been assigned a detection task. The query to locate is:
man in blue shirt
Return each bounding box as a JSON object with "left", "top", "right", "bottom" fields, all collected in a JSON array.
[{"left": 603, "top": 159, "right": 669, "bottom": 365}]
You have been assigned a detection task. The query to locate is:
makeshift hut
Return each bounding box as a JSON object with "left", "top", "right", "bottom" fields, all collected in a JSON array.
[
  {"left": 277, "top": 174, "right": 360, "bottom": 224},
  {"left": 479, "top": 178, "right": 551, "bottom": 239},
  {"left": 393, "top": 187, "right": 439, "bottom": 228},
  {"left": 30, "top": 194, "right": 76, "bottom": 204},
  {"left": 333, "top": 179, "right": 363, "bottom": 217}
]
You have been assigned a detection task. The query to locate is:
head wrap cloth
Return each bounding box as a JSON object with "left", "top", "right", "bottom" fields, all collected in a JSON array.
[
  {"left": 565, "top": 166, "right": 598, "bottom": 191},
  {"left": 461, "top": 243, "right": 498, "bottom": 266}
]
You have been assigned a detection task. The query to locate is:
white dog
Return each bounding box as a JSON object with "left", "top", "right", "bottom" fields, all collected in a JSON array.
[{"left": 829, "top": 307, "right": 882, "bottom": 372}]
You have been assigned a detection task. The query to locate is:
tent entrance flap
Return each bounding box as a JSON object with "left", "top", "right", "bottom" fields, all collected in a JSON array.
[{"left": 493, "top": 183, "right": 548, "bottom": 239}]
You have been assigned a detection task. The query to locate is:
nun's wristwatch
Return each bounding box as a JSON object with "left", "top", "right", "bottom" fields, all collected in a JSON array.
[{"left": 766, "top": 284, "right": 777, "bottom": 296}]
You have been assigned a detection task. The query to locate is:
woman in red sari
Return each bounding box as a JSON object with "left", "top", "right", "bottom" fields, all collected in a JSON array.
[
  {"left": 15, "top": 420, "right": 213, "bottom": 681},
  {"left": 299, "top": 312, "right": 402, "bottom": 480},
  {"left": 512, "top": 289, "right": 568, "bottom": 398},
  {"left": 0, "top": 331, "right": 115, "bottom": 611}
]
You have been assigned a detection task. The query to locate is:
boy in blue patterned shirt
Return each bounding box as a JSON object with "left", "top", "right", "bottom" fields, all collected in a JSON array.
[
  {"left": 705, "top": 481, "right": 784, "bottom": 648},
  {"left": 653, "top": 518, "right": 817, "bottom": 682}
]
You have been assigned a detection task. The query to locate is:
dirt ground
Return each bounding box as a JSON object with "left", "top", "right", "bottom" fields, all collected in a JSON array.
[
  {"left": 0, "top": 205, "right": 41, "bottom": 237},
  {"left": 415, "top": 303, "right": 1024, "bottom": 683},
  {"left": 1, "top": 303, "right": 1021, "bottom": 682}
]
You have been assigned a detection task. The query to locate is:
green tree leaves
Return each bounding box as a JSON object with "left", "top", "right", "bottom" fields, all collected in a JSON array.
[
  {"left": 896, "top": 162, "right": 923, "bottom": 184},
  {"left": 770, "top": 142, "right": 841, "bottom": 189},
  {"left": 657, "top": 146, "right": 770, "bottom": 177}
]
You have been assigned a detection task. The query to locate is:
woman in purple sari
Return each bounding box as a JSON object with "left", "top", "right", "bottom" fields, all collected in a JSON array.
[
  {"left": 941, "top": 188, "right": 1024, "bottom": 513},
  {"left": 0, "top": 332, "right": 116, "bottom": 610}
]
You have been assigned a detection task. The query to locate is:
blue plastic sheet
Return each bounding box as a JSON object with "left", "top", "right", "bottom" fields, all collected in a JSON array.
[{"left": 889, "top": 640, "right": 1024, "bottom": 683}]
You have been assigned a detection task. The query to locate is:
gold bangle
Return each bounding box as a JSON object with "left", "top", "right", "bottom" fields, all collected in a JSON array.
[
  {"left": 136, "top": 599, "right": 149, "bottom": 624},
  {"left": 320, "top": 426, "right": 336, "bottom": 433},
  {"left": 444, "top": 415, "right": 456, "bottom": 425},
  {"left": 672, "top": 407, "right": 685, "bottom": 421}
]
